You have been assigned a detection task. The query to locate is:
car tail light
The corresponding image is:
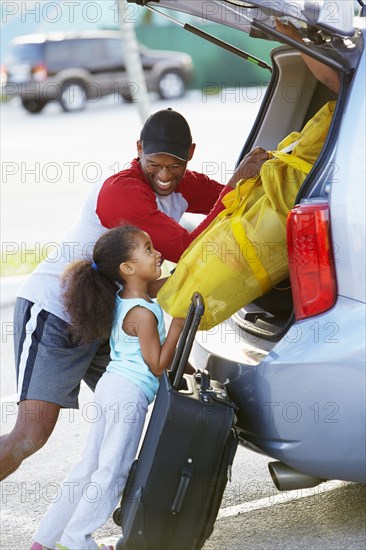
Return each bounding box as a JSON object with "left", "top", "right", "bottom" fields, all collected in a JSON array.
[
  {"left": 0, "top": 64, "right": 7, "bottom": 86},
  {"left": 287, "top": 203, "right": 337, "bottom": 320},
  {"left": 31, "top": 64, "right": 48, "bottom": 81}
]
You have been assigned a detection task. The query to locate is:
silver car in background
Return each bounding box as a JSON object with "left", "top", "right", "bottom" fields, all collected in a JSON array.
[{"left": 2, "top": 30, "right": 194, "bottom": 113}]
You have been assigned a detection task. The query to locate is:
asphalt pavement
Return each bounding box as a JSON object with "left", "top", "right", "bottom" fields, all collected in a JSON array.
[{"left": 1, "top": 300, "right": 365, "bottom": 549}]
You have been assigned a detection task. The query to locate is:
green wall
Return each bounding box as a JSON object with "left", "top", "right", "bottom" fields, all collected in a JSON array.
[{"left": 135, "top": 23, "right": 278, "bottom": 89}]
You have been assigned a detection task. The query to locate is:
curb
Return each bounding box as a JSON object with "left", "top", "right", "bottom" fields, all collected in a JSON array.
[{"left": 0, "top": 275, "right": 25, "bottom": 308}]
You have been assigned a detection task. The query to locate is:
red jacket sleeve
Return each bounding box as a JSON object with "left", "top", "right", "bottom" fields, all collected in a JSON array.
[{"left": 96, "top": 167, "right": 232, "bottom": 263}]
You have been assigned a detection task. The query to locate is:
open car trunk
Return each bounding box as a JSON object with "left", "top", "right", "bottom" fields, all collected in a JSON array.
[
  {"left": 229, "top": 45, "right": 339, "bottom": 343},
  {"left": 127, "top": 2, "right": 366, "bottom": 485},
  {"left": 128, "top": 0, "right": 361, "bottom": 353}
]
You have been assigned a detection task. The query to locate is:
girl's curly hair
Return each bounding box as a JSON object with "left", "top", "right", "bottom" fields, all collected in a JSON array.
[{"left": 61, "top": 225, "right": 141, "bottom": 343}]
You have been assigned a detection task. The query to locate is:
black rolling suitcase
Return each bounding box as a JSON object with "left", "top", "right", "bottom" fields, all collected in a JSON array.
[{"left": 113, "top": 292, "right": 238, "bottom": 550}]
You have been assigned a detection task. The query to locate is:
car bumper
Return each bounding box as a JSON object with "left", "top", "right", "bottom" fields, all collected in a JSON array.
[{"left": 192, "top": 296, "right": 366, "bottom": 482}]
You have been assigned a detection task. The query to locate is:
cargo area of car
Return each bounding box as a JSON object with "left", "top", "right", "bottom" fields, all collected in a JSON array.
[
  {"left": 215, "top": 46, "right": 339, "bottom": 347},
  {"left": 191, "top": 58, "right": 341, "bottom": 387},
  {"left": 243, "top": 47, "right": 338, "bottom": 151}
]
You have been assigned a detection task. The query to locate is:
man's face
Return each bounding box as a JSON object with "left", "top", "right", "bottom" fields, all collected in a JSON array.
[{"left": 137, "top": 142, "right": 194, "bottom": 196}]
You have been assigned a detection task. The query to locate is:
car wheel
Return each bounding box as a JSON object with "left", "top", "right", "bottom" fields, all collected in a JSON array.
[
  {"left": 157, "top": 71, "right": 186, "bottom": 99},
  {"left": 121, "top": 92, "right": 133, "bottom": 103},
  {"left": 21, "top": 97, "right": 47, "bottom": 114},
  {"left": 112, "top": 506, "right": 122, "bottom": 526},
  {"left": 59, "top": 81, "right": 86, "bottom": 112}
]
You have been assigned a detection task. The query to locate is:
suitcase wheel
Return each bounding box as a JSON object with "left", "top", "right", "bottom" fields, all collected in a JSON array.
[
  {"left": 116, "top": 537, "right": 125, "bottom": 550},
  {"left": 112, "top": 506, "right": 123, "bottom": 526}
]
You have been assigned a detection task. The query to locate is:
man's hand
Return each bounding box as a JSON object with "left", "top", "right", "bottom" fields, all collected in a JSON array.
[
  {"left": 275, "top": 18, "right": 303, "bottom": 42},
  {"left": 274, "top": 17, "right": 340, "bottom": 93},
  {"left": 227, "top": 147, "right": 269, "bottom": 188}
]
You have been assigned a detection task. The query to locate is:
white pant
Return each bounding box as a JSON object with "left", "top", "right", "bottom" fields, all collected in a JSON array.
[{"left": 34, "top": 372, "right": 148, "bottom": 550}]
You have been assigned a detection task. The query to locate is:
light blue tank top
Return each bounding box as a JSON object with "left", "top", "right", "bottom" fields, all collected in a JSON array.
[{"left": 106, "top": 296, "right": 166, "bottom": 404}]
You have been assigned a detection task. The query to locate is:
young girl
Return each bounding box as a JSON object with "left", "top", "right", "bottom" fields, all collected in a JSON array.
[{"left": 30, "top": 225, "right": 185, "bottom": 550}]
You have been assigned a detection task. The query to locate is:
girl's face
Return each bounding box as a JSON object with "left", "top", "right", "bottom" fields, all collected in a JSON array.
[{"left": 129, "top": 231, "right": 162, "bottom": 281}]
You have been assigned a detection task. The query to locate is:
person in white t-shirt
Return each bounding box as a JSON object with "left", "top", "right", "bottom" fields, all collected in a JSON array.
[{"left": 30, "top": 225, "right": 185, "bottom": 550}]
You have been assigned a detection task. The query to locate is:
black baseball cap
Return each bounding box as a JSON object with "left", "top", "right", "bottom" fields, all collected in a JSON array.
[{"left": 140, "top": 108, "right": 192, "bottom": 161}]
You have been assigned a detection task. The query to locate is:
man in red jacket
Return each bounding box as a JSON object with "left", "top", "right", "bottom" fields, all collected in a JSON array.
[
  {"left": 0, "top": 108, "right": 268, "bottom": 480},
  {"left": 97, "top": 108, "right": 264, "bottom": 262}
]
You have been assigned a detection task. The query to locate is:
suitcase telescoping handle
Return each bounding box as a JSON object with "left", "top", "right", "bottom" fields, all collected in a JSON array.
[{"left": 169, "top": 292, "right": 205, "bottom": 390}]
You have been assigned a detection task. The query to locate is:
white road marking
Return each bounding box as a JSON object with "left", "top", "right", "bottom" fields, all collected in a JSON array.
[
  {"left": 218, "top": 479, "right": 346, "bottom": 519},
  {"left": 100, "top": 480, "right": 347, "bottom": 546}
]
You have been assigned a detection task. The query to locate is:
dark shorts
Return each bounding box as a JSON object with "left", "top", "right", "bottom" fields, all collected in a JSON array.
[{"left": 14, "top": 298, "right": 110, "bottom": 409}]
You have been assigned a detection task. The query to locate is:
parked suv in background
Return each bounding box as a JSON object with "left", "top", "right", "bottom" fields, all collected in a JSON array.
[
  {"left": 129, "top": 0, "right": 366, "bottom": 489},
  {"left": 2, "top": 30, "right": 194, "bottom": 113}
]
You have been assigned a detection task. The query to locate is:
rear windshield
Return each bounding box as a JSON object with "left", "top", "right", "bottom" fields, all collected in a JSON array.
[{"left": 5, "top": 43, "right": 44, "bottom": 65}]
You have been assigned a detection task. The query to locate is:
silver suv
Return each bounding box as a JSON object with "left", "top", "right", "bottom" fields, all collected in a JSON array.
[
  {"left": 2, "top": 30, "right": 194, "bottom": 113},
  {"left": 130, "top": 0, "right": 366, "bottom": 489}
]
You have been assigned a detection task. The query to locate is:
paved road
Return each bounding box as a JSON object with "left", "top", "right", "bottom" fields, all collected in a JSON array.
[
  {"left": 1, "top": 304, "right": 365, "bottom": 549},
  {"left": 1, "top": 94, "right": 365, "bottom": 549}
]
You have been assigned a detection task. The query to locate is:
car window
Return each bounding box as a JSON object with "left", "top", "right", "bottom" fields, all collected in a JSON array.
[
  {"left": 45, "top": 38, "right": 110, "bottom": 70},
  {"left": 46, "top": 40, "right": 78, "bottom": 70},
  {"left": 6, "top": 43, "right": 43, "bottom": 65},
  {"left": 103, "top": 38, "right": 125, "bottom": 66}
]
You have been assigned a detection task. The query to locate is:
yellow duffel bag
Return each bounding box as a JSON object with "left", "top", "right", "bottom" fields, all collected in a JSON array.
[{"left": 157, "top": 101, "right": 336, "bottom": 329}]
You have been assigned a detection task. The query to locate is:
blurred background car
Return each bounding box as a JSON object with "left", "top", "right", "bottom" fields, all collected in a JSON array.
[{"left": 1, "top": 30, "right": 194, "bottom": 113}]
